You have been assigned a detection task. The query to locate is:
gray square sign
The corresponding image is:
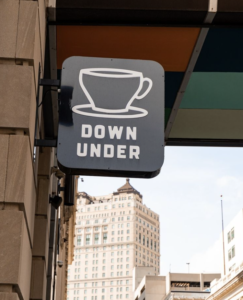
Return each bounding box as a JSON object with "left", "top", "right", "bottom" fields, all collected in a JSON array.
[{"left": 57, "top": 56, "right": 164, "bottom": 178}]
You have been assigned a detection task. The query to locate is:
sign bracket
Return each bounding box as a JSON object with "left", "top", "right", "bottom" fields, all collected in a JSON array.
[{"left": 34, "top": 65, "right": 60, "bottom": 148}]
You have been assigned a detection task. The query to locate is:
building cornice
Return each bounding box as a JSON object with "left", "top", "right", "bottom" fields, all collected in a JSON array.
[{"left": 207, "top": 270, "right": 243, "bottom": 300}]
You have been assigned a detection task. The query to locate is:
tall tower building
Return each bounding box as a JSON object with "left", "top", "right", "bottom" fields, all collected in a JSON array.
[{"left": 67, "top": 179, "right": 160, "bottom": 300}]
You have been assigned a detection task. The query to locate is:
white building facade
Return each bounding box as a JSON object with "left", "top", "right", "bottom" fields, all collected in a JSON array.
[
  {"left": 222, "top": 209, "right": 243, "bottom": 275},
  {"left": 207, "top": 209, "right": 243, "bottom": 300},
  {"left": 67, "top": 179, "right": 160, "bottom": 300}
]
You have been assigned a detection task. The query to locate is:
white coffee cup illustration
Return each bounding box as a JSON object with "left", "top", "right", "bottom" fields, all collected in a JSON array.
[{"left": 79, "top": 68, "right": 153, "bottom": 114}]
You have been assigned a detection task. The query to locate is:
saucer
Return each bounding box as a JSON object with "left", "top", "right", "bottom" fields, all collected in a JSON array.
[{"left": 72, "top": 104, "right": 148, "bottom": 119}]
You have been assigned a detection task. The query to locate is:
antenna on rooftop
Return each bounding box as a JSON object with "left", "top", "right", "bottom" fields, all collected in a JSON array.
[
  {"left": 186, "top": 263, "right": 190, "bottom": 273},
  {"left": 221, "top": 195, "right": 226, "bottom": 276}
]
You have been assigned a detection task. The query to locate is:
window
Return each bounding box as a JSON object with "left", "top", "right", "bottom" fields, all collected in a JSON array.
[
  {"left": 228, "top": 245, "right": 235, "bottom": 261},
  {"left": 77, "top": 235, "right": 82, "bottom": 245},
  {"left": 86, "top": 235, "right": 91, "bottom": 245},
  {"left": 95, "top": 234, "right": 99, "bottom": 244},
  {"left": 102, "top": 282, "right": 105, "bottom": 286},
  {"left": 112, "top": 218, "right": 115, "bottom": 222},
  {"left": 103, "top": 233, "right": 107, "bottom": 243},
  {"left": 228, "top": 228, "right": 235, "bottom": 243},
  {"left": 102, "top": 273, "right": 105, "bottom": 277},
  {"left": 95, "top": 227, "right": 99, "bottom": 231}
]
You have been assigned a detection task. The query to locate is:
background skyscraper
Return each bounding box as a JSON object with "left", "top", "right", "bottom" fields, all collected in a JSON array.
[{"left": 67, "top": 179, "right": 160, "bottom": 300}]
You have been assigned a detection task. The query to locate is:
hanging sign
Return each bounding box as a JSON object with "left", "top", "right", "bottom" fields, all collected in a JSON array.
[{"left": 57, "top": 57, "right": 164, "bottom": 178}]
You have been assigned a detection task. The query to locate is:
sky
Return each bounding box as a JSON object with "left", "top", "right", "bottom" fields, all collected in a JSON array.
[{"left": 78, "top": 146, "right": 243, "bottom": 276}]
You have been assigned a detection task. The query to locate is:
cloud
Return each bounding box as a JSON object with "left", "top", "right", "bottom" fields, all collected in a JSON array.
[
  {"left": 215, "top": 176, "right": 243, "bottom": 210},
  {"left": 189, "top": 239, "right": 222, "bottom": 274},
  {"left": 217, "top": 176, "right": 240, "bottom": 187}
]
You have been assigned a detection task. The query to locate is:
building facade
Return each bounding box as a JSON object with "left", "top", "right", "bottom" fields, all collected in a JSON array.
[
  {"left": 206, "top": 209, "right": 243, "bottom": 300},
  {"left": 67, "top": 179, "right": 160, "bottom": 300},
  {"left": 133, "top": 268, "right": 220, "bottom": 300},
  {"left": 0, "top": 1, "right": 77, "bottom": 299},
  {"left": 221, "top": 209, "right": 243, "bottom": 275}
]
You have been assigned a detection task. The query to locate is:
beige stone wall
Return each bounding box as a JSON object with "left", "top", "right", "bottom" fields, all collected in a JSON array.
[
  {"left": 0, "top": 0, "right": 47, "bottom": 299},
  {"left": 0, "top": 1, "right": 78, "bottom": 300}
]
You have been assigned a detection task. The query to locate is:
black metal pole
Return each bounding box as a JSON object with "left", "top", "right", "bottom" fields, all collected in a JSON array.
[
  {"left": 221, "top": 195, "right": 226, "bottom": 276},
  {"left": 64, "top": 175, "right": 75, "bottom": 206}
]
